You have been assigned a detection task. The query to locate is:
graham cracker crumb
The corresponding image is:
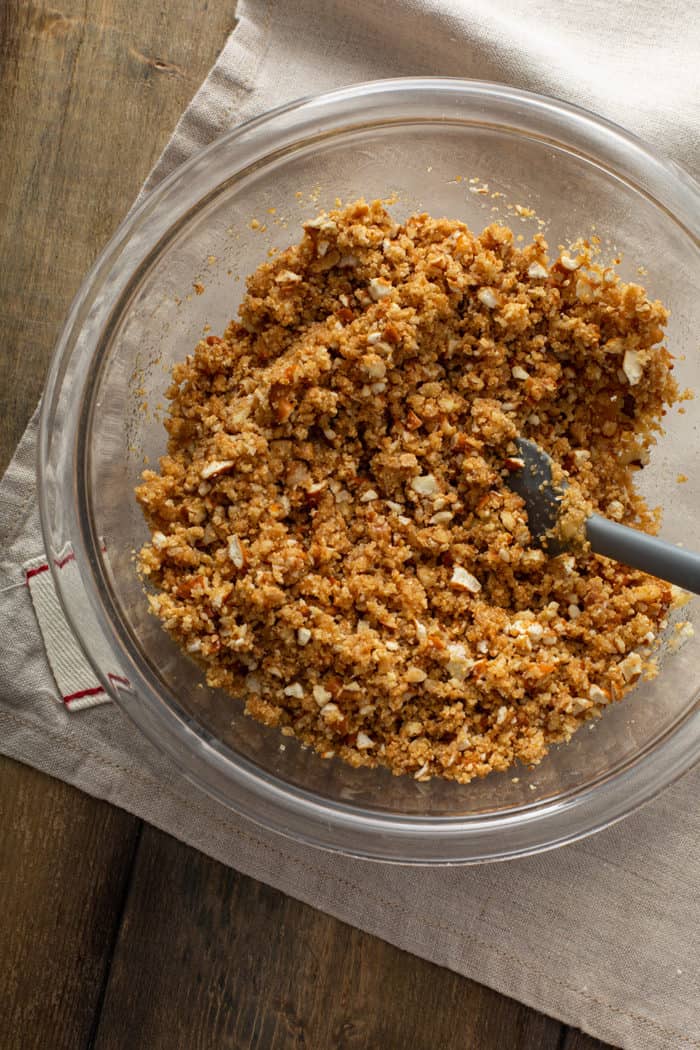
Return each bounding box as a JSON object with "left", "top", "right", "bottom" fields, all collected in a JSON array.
[{"left": 136, "top": 199, "right": 679, "bottom": 783}]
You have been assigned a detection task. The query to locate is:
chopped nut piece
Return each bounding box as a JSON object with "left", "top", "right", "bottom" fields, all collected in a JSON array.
[
  {"left": 275, "top": 269, "right": 302, "bottom": 283},
  {"left": 566, "top": 696, "right": 592, "bottom": 714},
  {"left": 320, "top": 702, "right": 343, "bottom": 722},
  {"left": 527, "top": 262, "right": 548, "bottom": 278},
  {"left": 283, "top": 682, "right": 304, "bottom": 698},
  {"left": 360, "top": 489, "right": 379, "bottom": 503},
  {"left": 356, "top": 732, "right": 375, "bottom": 749},
  {"left": 313, "top": 684, "right": 333, "bottom": 705},
  {"left": 450, "top": 566, "right": 482, "bottom": 593},
  {"left": 521, "top": 549, "right": 545, "bottom": 568},
  {"left": 201, "top": 459, "right": 235, "bottom": 479},
  {"left": 619, "top": 652, "right": 643, "bottom": 681},
  {"left": 623, "top": 349, "right": 644, "bottom": 385},
  {"left": 297, "top": 627, "right": 312, "bottom": 646},
  {"left": 411, "top": 473, "right": 439, "bottom": 496},
  {"left": 429, "top": 510, "right": 454, "bottom": 525},
  {"left": 306, "top": 480, "right": 327, "bottom": 497},
  {"left": 477, "top": 287, "right": 499, "bottom": 309},
  {"left": 368, "top": 277, "right": 392, "bottom": 300},
  {"left": 511, "top": 365, "right": 530, "bottom": 381},
  {"left": 446, "top": 643, "right": 474, "bottom": 681},
  {"left": 362, "top": 354, "right": 387, "bottom": 379},
  {"left": 405, "top": 666, "right": 428, "bottom": 683},
  {"left": 303, "top": 214, "right": 338, "bottom": 233},
  {"left": 228, "top": 534, "right": 245, "bottom": 568}
]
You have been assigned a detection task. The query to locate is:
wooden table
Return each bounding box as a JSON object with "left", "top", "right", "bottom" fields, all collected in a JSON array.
[{"left": 0, "top": 5, "right": 613, "bottom": 1047}]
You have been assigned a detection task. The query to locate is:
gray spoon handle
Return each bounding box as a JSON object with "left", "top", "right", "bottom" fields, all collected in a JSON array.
[{"left": 586, "top": 514, "right": 700, "bottom": 594}]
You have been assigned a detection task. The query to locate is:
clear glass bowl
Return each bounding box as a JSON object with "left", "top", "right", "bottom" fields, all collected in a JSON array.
[{"left": 40, "top": 79, "right": 700, "bottom": 864}]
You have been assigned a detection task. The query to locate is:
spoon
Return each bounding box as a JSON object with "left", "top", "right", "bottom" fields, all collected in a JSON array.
[{"left": 505, "top": 437, "right": 700, "bottom": 595}]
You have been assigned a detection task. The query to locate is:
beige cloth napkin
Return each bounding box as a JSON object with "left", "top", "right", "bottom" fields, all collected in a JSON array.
[{"left": 2, "top": 3, "right": 699, "bottom": 1048}]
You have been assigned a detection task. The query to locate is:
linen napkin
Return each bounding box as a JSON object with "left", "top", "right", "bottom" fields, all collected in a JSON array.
[{"left": 2, "top": 3, "right": 699, "bottom": 1048}]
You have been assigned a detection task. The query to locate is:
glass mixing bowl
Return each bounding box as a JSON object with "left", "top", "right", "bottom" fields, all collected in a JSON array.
[{"left": 40, "top": 79, "right": 700, "bottom": 863}]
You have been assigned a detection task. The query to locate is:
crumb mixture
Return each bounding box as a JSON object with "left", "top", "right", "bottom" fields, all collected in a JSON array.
[{"left": 136, "top": 199, "right": 681, "bottom": 783}]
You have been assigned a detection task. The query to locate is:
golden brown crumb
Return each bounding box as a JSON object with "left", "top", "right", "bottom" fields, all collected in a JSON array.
[{"left": 136, "top": 199, "right": 678, "bottom": 783}]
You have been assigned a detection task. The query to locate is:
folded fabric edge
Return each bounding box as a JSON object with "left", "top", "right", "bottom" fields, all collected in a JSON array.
[{"left": 0, "top": 404, "right": 41, "bottom": 565}]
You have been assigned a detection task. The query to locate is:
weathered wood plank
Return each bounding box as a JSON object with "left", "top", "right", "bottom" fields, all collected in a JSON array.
[
  {"left": 0, "top": 760, "right": 140, "bottom": 1050},
  {"left": 93, "top": 826, "right": 565, "bottom": 1050},
  {"left": 0, "top": 3, "right": 234, "bottom": 1048},
  {"left": 565, "top": 1030, "right": 617, "bottom": 1050},
  {"left": 0, "top": 0, "right": 237, "bottom": 472}
]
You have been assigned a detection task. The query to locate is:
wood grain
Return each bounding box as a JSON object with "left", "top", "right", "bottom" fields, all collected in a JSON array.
[
  {"left": 92, "top": 827, "right": 564, "bottom": 1050},
  {"left": 0, "top": 3, "right": 617, "bottom": 1048},
  {"left": 565, "top": 1032, "right": 613, "bottom": 1050},
  {"left": 0, "top": 761, "right": 140, "bottom": 1050},
  {"left": 0, "top": 0, "right": 237, "bottom": 473},
  {"left": 0, "top": 0, "right": 233, "bottom": 1047}
]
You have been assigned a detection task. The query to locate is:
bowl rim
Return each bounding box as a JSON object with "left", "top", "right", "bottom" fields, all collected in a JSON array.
[{"left": 39, "top": 76, "right": 700, "bottom": 864}]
